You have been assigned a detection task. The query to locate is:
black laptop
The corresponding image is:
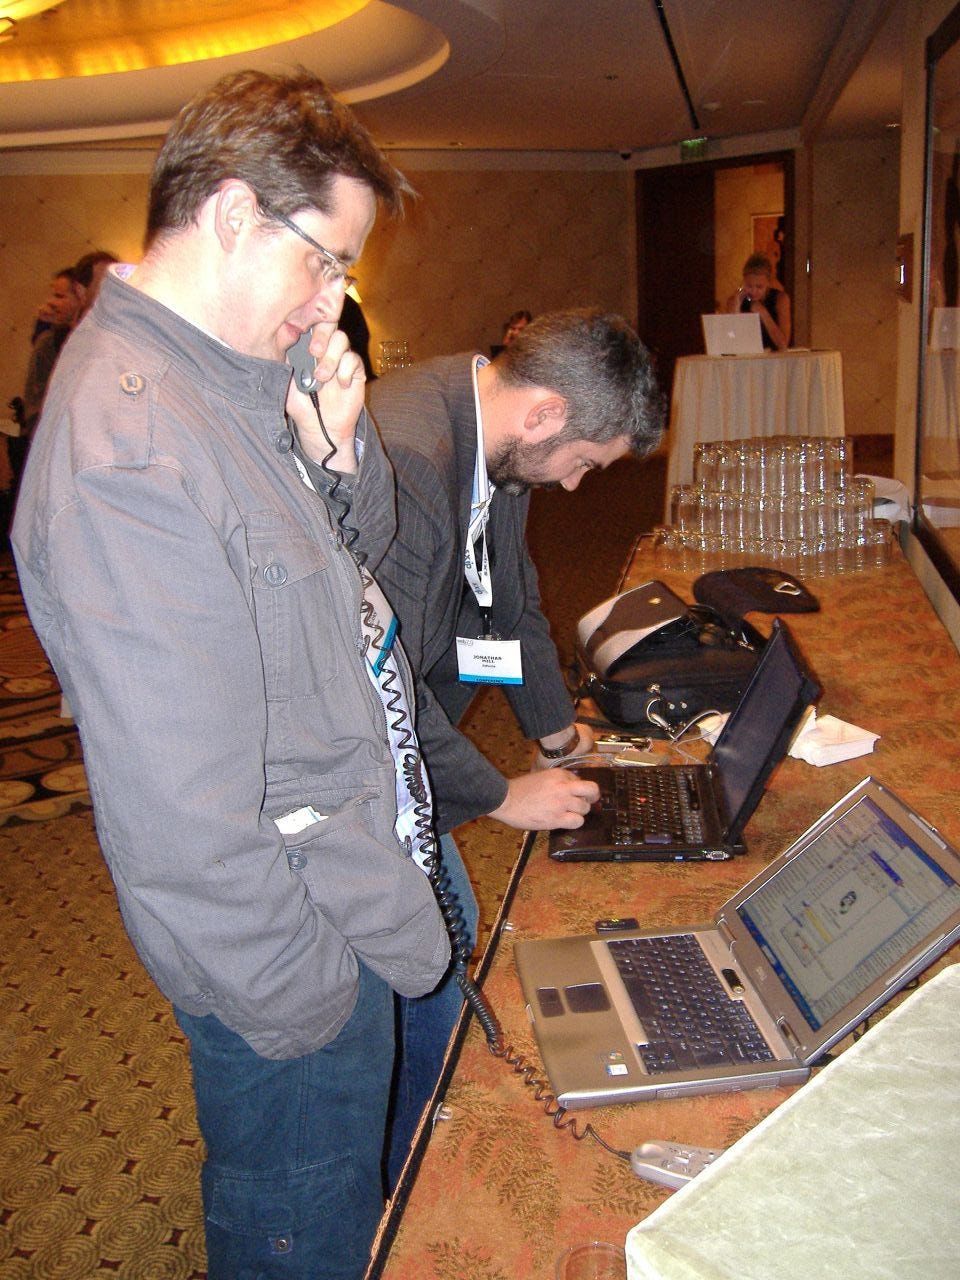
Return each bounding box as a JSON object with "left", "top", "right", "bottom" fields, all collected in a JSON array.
[{"left": 549, "top": 620, "right": 820, "bottom": 862}]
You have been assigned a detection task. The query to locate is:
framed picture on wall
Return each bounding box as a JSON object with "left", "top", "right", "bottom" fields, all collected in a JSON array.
[{"left": 752, "top": 212, "right": 784, "bottom": 279}]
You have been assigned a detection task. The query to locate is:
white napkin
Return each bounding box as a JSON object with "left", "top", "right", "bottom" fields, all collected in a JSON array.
[
  {"left": 788, "top": 707, "right": 879, "bottom": 767},
  {"left": 856, "top": 473, "right": 912, "bottom": 524}
]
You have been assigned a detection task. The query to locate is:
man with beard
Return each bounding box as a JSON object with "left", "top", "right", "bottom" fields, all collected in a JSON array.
[{"left": 367, "top": 307, "right": 663, "bottom": 1186}]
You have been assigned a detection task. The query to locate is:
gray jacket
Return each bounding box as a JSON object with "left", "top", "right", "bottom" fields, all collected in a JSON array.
[
  {"left": 369, "top": 356, "right": 577, "bottom": 832},
  {"left": 12, "top": 272, "right": 449, "bottom": 1060}
]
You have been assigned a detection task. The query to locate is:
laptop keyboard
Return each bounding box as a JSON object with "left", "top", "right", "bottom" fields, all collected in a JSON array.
[
  {"left": 607, "top": 934, "right": 774, "bottom": 1073},
  {"left": 606, "top": 767, "right": 706, "bottom": 846}
]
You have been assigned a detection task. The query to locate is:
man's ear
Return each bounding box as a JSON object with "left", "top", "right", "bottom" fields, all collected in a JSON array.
[
  {"left": 522, "top": 394, "right": 567, "bottom": 444},
  {"left": 211, "top": 180, "right": 259, "bottom": 251}
]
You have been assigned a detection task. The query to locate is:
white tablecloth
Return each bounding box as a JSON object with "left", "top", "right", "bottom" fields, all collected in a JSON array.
[
  {"left": 665, "top": 350, "right": 846, "bottom": 499},
  {"left": 626, "top": 964, "right": 960, "bottom": 1280}
]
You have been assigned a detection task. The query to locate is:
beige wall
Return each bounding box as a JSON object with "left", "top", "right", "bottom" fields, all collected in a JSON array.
[
  {"left": 0, "top": 164, "right": 635, "bottom": 412},
  {"left": 809, "top": 134, "right": 901, "bottom": 437},
  {"left": 714, "top": 163, "right": 785, "bottom": 310},
  {"left": 355, "top": 167, "right": 636, "bottom": 368}
]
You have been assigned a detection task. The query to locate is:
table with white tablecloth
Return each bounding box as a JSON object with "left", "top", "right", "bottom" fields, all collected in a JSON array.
[{"left": 665, "top": 350, "right": 846, "bottom": 500}]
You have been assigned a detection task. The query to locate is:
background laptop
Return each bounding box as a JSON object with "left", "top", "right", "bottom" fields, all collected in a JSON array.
[
  {"left": 549, "top": 620, "right": 820, "bottom": 862},
  {"left": 519, "top": 777, "right": 960, "bottom": 1108},
  {"left": 702, "top": 312, "right": 764, "bottom": 356}
]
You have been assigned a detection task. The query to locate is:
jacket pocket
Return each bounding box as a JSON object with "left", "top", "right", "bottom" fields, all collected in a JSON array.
[
  {"left": 248, "top": 526, "right": 340, "bottom": 699},
  {"left": 280, "top": 790, "right": 450, "bottom": 998}
]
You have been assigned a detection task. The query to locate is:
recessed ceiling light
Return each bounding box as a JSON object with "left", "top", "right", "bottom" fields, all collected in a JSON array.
[
  {"left": 743, "top": 98, "right": 766, "bottom": 107},
  {"left": 702, "top": 101, "right": 721, "bottom": 111}
]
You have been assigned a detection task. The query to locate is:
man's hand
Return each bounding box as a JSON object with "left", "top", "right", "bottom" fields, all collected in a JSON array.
[
  {"left": 285, "top": 321, "right": 365, "bottom": 473},
  {"left": 489, "top": 768, "right": 600, "bottom": 831}
]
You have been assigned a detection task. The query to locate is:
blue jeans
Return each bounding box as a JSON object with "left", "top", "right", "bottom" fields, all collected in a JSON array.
[
  {"left": 386, "top": 831, "right": 479, "bottom": 1191},
  {"left": 175, "top": 962, "right": 393, "bottom": 1280}
]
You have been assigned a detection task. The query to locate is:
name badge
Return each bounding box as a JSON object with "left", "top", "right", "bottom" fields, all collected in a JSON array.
[{"left": 456, "top": 636, "right": 524, "bottom": 685}]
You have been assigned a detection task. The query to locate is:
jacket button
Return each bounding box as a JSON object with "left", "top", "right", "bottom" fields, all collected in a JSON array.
[
  {"left": 286, "top": 851, "right": 306, "bottom": 871},
  {"left": 119, "top": 372, "right": 146, "bottom": 396},
  {"left": 275, "top": 430, "right": 294, "bottom": 453},
  {"left": 263, "top": 563, "right": 287, "bottom": 586}
]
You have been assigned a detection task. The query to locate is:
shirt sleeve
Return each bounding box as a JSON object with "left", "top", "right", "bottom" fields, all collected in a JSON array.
[
  {"left": 501, "top": 510, "right": 578, "bottom": 742},
  {"left": 371, "top": 440, "right": 510, "bottom": 833},
  {"left": 295, "top": 408, "right": 396, "bottom": 574}
]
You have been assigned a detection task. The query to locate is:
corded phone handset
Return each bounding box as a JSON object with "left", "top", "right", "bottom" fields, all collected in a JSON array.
[{"left": 288, "top": 327, "right": 318, "bottom": 394}]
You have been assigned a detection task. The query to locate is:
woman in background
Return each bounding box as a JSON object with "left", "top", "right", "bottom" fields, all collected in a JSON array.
[{"left": 725, "top": 252, "right": 791, "bottom": 351}]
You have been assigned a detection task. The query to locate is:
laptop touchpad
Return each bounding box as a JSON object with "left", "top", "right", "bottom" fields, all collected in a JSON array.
[{"left": 564, "top": 983, "right": 610, "bottom": 1013}]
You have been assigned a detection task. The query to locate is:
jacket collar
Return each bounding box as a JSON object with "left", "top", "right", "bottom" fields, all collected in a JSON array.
[{"left": 93, "top": 269, "right": 293, "bottom": 413}]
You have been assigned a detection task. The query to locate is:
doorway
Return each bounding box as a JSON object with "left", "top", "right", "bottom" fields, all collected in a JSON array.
[{"left": 635, "top": 152, "right": 794, "bottom": 389}]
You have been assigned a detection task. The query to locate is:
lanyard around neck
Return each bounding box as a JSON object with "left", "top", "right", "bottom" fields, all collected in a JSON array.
[{"left": 464, "top": 354, "right": 494, "bottom": 619}]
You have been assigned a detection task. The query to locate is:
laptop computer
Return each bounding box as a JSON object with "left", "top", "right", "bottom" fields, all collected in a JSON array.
[
  {"left": 517, "top": 776, "right": 960, "bottom": 1108},
  {"left": 549, "top": 619, "right": 820, "bottom": 863},
  {"left": 701, "top": 312, "right": 764, "bottom": 356}
]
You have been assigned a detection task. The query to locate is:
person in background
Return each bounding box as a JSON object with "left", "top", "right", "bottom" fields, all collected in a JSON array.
[
  {"left": 72, "top": 250, "right": 119, "bottom": 324},
  {"left": 28, "top": 267, "right": 79, "bottom": 345},
  {"left": 369, "top": 307, "right": 663, "bottom": 1187},
  {"left": 12, "top": 69, "right": 450, "bottom": 1280},
  {"left": 724, "top": 252, "right": 791, "bottom": 351},
  {"left": 339, "top": 291, "right": 377, "bottom": 379},
  {"left": 502, "top": 307, "right": 532, "bottom": 345},
  {"left": 15, "top": 267, "right": 82, "bottom": 488},
  {"left": 490, "top": 307, "right": 533, "bottom": 357}
]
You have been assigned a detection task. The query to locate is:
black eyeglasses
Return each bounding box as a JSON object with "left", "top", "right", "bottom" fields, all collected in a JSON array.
[{"left": 260, "top": 204, "right": 358, "bottom": 290}]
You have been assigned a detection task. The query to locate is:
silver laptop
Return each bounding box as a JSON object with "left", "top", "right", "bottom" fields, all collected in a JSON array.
[
  {"left": 517, "top": 777, "right": 960, "bottom": 1107},
  {"left": 701, "top": 312, "right": 764, "bottom": 356}
]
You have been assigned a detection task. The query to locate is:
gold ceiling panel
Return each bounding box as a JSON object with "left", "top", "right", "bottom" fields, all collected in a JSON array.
[{"left": 0, "top": 0, "right": 371, "bottom": 82}]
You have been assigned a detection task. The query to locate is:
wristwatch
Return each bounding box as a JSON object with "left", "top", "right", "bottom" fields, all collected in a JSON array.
[{"left": 538, "top": 727, "right": 580, "bottom": 759}]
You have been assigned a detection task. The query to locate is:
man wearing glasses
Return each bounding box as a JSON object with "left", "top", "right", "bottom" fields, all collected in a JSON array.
[{"left": 12, "top": 70, "right": 449, "bottom": 1280}]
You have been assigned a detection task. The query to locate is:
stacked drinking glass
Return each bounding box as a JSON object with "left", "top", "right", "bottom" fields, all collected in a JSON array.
[{"left": 655, "top": 435, "right": 891, "bottom": 576}]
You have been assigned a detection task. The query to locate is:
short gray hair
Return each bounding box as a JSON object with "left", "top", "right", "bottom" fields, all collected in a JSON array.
[{"left": 492, "top": 308, "right": 663, "bottom": 456}]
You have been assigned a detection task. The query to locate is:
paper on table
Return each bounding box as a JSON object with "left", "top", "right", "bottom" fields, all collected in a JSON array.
[{"left": 788, "top": 707, "right": 879, "bottom": 767}]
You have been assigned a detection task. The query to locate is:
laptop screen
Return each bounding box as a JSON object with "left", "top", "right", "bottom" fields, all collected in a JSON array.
[
  {"left": 701, "top": 312, "right": 764, "bottom": 356},
  {"left": 712, "top": 622, "right": 819, "bottom": 841},
  {"left": 737, "top": 795, "right": 960, "bottom": 1031}
]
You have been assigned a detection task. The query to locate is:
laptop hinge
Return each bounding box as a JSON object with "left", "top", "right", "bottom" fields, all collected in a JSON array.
[
  {"left": 777, "top": 1017, "right": 803, "bottom": 1053},
  {"left": 716, "top": 916, "right": 736, "bottom": 948}
]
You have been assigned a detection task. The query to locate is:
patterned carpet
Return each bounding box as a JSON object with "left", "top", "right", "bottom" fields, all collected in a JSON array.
[
  {"left": 0, "top": 561, "right": 89, "bottom": 829},
  {"left": 0, "top": 450, "right": 666, "bottom": 1279}
]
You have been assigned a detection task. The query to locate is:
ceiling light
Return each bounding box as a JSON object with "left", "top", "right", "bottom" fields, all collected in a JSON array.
[
  {"left": 0, "top": 0, "right": 65, "bottom": 43},
  {"left": 2, "top": 0, "right": 65, "bottom": 17},
  {"left": 0, "top": 0, "right": 369, "bottom": 83}
]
